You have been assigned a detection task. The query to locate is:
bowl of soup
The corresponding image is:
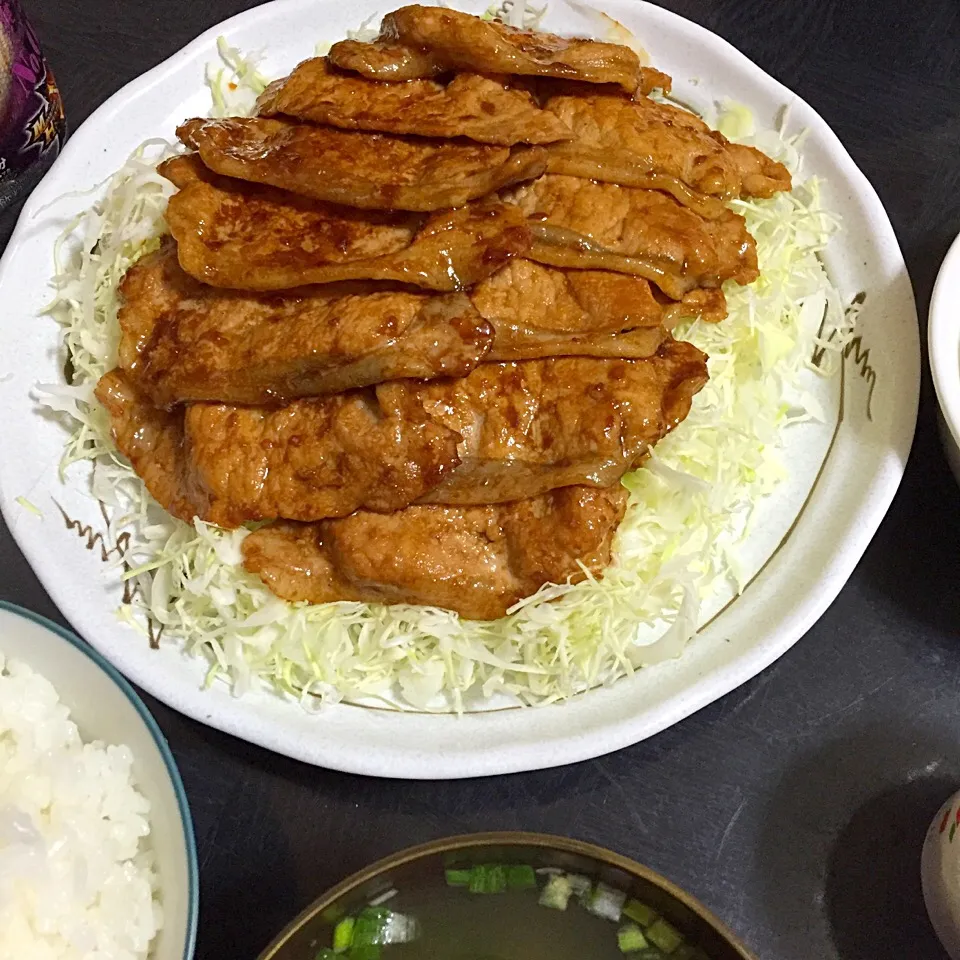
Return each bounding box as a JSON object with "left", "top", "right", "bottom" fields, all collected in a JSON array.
[{"left": 257, "top": 833, "right": 753, "bottom": 960}]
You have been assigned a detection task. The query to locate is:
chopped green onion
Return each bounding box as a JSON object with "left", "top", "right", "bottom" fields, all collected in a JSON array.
[
  {"left": 587, "top": 881, "right": 627, "bottom": 922},
  {"left": 539, "top": 874, "right": 574, "bottom": 910},
  {"left": 449, "top": 862, "right": 532, "bottom": 891},
  {"left": 445, "top": 868, "right": 472, "bottom": 887},
  {"left": 567, "top": 873, "right": 593, "bottom": 901},
  {"left": 647, "top": 918, "right": 684, "bottom": 953},
  {"left": 333, "top": 917, "right": 354, "bottom": 952},
  {"left": 469, "top": 863, "right": 508, "bottom": 894},
  {"left": 623, "top": 900, "right": 659, "bottom": 928},
  {"left": 351, "top": 908, "right": 390, "bottom": 946},
  {"left": 506, "top": 864, "right": 537, "bottom": 890},
  {"left": 618, "top": 923, "right": 650, "bottom": 952},
  {"left": 350, "top": 906, "right": 419, "bottom": 946}
]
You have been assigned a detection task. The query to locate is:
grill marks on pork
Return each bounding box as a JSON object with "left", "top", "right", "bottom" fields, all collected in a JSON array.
[
  {"left": 241, "top": 485, "right": 629, "bottom": 620},
  {"left": 256, "top": 57, "right": 573, "bottom": 145},
  {"left": 177, "top": 116, "right": 547, "bottom": 212}
]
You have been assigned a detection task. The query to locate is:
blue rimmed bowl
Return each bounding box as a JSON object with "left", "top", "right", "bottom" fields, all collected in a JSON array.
[{"left": 0, "top": 601, "right": 199, "bottom": 960}]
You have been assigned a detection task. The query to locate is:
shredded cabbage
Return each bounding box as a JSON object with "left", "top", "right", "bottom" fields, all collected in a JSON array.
[
  {"left": 483, "top": 0, "right": 549, "bottom": 28},
  {"left": 346, "top": 14, "right": 383, "bottom": 42},
  {"left": 40, "top": 36, "right": 853, "bottom": 712},
  {"left": 205, "top": 37, "right": 270, "bottom": 117}
]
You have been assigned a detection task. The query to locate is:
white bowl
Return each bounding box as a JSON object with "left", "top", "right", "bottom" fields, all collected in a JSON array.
[
  {"left": 923, "top": 788, "right": 960, "bottom": 959},
  {"left": 0, "top": 601, "right": 198, "bottom": 960},
  {"left": 929, "top": 233, "right": 960, "bottom": 484}
]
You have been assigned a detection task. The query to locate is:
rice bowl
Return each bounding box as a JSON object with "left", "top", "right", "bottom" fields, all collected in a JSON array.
[{"left": 0, "top": 602, "right": 198, "bottom": 960}]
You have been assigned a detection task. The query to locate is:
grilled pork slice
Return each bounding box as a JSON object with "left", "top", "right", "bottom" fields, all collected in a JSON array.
[
  {"left": 177, "top": 116, "right": 546, "bottom": 212},
  {"left": 329, "top": 5, "right": 671, "bottom": 95},
  {"left": 96, "top": 369, "right": 462, "bottom": 527},
  {"left": 376, "top": 339, "right": 709, "bottom": 505},
  {"left": 474, "top": 260, "right": 728, "bottom": 362},
  {"left": 160, "top": 155, "right": 531, "bottom": 292},
  {"left": 543, "top": 93, "right": 792, "bottom": 203},
  {"left": 101, "top": 339, "right": 705, "bottom": 524},
  {"left": 242, "top": 485, "right": 629, "bottom": 620},
  {"left": 94, "top": 370, "right": 240, "bottom": 527},
  {"left": 257, "top": 57, "right": 572, "bottom": 145},
  {"left": 182, "top": 389, "right": 460, "bottom": 523},
  {"left": 118, "top": 247, "right": 719, "bottom": 409},
  {"left": 505, "top": 175, "right": 758, "bottom": 299},
  {"left": 117, "top": 242, "right": 494, "bottom": 407}
]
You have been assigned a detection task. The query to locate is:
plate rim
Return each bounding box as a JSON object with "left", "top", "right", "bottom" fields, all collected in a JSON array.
[{"left": 0, "top": 0, "right": 920, "bottom": 777}]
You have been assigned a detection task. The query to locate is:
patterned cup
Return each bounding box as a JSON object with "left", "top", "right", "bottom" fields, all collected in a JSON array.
[
  {"left": 0, "top": 0, "right": 66, "bottom": 210},
  {"left": 922, "top": 790, "right": 960, "bottom": 959}
]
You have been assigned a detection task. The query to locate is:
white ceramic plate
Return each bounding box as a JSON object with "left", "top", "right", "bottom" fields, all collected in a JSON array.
[{"left": 0, "top": 0, "right": 919, "bottom": 777}]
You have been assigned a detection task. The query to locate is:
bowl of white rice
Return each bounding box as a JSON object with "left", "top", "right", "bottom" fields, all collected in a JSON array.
[{"left": 0, "top": 600, "right": 198, "bottom": 960}]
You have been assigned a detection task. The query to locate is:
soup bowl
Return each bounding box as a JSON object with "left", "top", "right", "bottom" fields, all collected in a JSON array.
[{"left": 257, "top": 832, "right": 754, "bottom": 960}]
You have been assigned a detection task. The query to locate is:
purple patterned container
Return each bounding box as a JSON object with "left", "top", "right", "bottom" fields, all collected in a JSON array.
[{"left": 0, "top": 0, "right": 66, "bottom": 211}]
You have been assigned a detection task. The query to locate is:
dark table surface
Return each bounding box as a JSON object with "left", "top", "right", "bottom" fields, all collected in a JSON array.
[{"left": 3, "top": 0, "right": 960, "bottom": 957}]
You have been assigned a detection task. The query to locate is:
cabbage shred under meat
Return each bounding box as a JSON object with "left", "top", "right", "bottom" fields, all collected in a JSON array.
[{"left": 39, "top": 35, "right": 853, "bottom": 711}]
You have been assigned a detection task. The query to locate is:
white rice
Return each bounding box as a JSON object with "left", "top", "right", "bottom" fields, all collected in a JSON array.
[{"left": 0, "top": 653, "right": 162, "bottom": 960}]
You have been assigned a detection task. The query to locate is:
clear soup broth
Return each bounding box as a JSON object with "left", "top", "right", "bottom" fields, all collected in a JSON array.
[
  {"left": 350, "top": 880, "right": 681, "bottom": 959},
  {"left": 267, "top": 842, "right": 745, "bottom": 960}
]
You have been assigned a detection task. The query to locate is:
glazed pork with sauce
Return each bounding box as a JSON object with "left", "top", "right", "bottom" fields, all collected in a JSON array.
[
  {"left": 242, "top": 485, "right": 629, "bottom": 620},
  {"left": 543, "top": 92, "right": 791, "bottom": 201},
  {"left": 474, "top": 261, "right": 727, "bottom": 361},
  {"left": 256, "top": 57, "right": 573, "bottom": 145},
  {"left": 117, "top": 240, "right": 494, "bottom": 406},
  {"left": 160, "top": 155, "right": 532, "bottom": 291},
  {"left": 507, "top": 175, "right": 759, "bottom": 299},
  {"left": 162, "top": 155, "right": 532, "bottom": 292},
  {"left": 243, "top": 486, "right": 627, "bottom": 620},
  {"left": 328, "top": 5, "right": 671, "bottom": 95},
  {"left": 102, "top": 4, "right": 793, "bottom": 618},
  {"left": 98, "top": 340, "right": 706, "bottom": 525},
  {"left": 96, "top": 369, "right": 463, "bottom": 527},
  {"left": 177, "top": 117, "right": 547, "bottom": 212},
  {"left": 383, "top": 340, "right": 709, "bottom": 505}
]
